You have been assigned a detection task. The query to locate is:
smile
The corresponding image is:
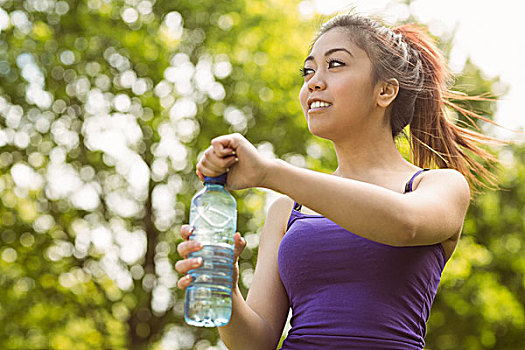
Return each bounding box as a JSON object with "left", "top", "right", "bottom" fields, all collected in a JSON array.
[{"left": 309, "top": 100, "right": 332, "bottom": 110}]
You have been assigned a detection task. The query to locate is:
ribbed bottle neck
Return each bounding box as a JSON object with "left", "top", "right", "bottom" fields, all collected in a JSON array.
[{"left": 204, "top": 182, "right": 225, "bottom": 189}]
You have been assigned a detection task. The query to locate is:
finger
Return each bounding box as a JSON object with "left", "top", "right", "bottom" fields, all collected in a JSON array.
[
  {"left": 206, "top": 145, "right": 238, "bottom": 166},
  {"left": 211, "top": 138, "right": 237, "bottom": 157},
  {"left": 198, "top": 149, "right": 228, "bottom": 174},
  {"left": 205, "top": 145, "right": 233, "bottom": 161},
  {"left": 200, "top": 153, "right": 233, "bottom": 173},
  {"left": 175, "top": 257, "right": 203, "bottom": 274},
  {"left": 197, "top": 162, "right": 225, "bottom": 178},
  {"left": 226, "top": 155, "right": 240, "bottom": 168},
  {"left": 197, "top": 157, "right": 238, "bottom": 178},
  {"left": 177, "top": 274, "right": 192, "bottom": 290},
  {"left": 233, "top": 232, "right": 246, "bottom": 260},
  {"left": 180, "top": 225, "right": 194, "bottom": 240},
  {"left": 196, "top": 169, "right": 204, "bottom": 182},
  {"left": 177, "top": 240, "right": 203, "bottom": 259},
  {"left": 210, "top": 154, "right": 239, "bottom": 172},
  {"left": 211, "top": 133, "right": 244, "bottom": 155}
]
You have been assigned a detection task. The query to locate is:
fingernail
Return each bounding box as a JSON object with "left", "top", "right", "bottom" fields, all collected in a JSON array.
[
  {"left": 194, "top": 241, "right": 202, "bottom": 248},
  {"left": 231, "top": 150, "right": 236, "bottom": 155},
  {"left": 193, "top": 257, "right": 202, "bottom": 266},
  {"left": 235, "top": 157, "right": 239, "bottom": 162},
  {"left": 226, "top": 167, "right": 230, "bottom": 172}
]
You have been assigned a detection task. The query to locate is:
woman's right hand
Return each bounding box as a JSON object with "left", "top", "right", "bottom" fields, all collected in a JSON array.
[{"left": 175, "top": 224, "right": 247, "bottom": 290}]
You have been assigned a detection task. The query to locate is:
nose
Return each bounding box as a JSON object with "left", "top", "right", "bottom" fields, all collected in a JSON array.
[{"left": 307, "top": 72, "right": 326, "bottom": 92}]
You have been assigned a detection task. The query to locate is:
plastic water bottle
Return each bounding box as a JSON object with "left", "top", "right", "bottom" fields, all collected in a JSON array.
[{"left": 185, "top": 173, "right": 237, "bottom": 327}]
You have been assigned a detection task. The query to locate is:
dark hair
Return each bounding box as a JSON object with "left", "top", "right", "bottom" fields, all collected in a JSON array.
[{"left": 314, "top": 14, "right": 501, "bottom": 191}]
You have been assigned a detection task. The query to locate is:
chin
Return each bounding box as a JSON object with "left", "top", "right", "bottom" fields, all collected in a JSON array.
[{"left": 307, "top": 120, "right": 335, "bottom": 141}]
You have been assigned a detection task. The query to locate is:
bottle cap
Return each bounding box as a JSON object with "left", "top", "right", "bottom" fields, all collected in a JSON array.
[{"left": 204, "top": 173, "right": 228, "bottom": 185}]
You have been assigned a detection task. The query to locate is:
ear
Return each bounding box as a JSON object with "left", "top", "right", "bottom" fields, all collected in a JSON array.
[{"left": 376, "top": 78, "right": 399, "bottom": 108}]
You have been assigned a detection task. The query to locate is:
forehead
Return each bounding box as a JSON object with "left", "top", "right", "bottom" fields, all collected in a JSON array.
[{"left": 309, "top": 28, "right": 367, "bottom": 59}]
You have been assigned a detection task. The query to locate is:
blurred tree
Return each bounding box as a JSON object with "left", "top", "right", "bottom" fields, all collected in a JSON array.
[
  {"left": 0, "top": 0, "right": 522, "bottom": 349},
  {"left": 0, "top": 0, "right": 314, "bottom": 349}
]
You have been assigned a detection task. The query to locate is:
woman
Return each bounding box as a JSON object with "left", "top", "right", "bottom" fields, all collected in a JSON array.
[{"left": 175, "top": 14, "right": 497, "bottom": 350}]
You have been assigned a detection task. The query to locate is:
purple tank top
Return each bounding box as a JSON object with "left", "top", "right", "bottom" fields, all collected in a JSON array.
[{"left": 277, "top": 169, "right": 446, "bottom": 349}]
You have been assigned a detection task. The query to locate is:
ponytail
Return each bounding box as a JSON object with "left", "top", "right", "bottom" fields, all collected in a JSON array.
[{"left": 394, "top": 24, "right": 501, "bottom": 192}]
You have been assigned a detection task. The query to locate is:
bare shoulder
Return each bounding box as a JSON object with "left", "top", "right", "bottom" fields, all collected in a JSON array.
[
  {"left": 255, "top": 195, "right": 294, "bottom": 260},
  {"left": 408, "top": 168, "right": 471, "bottom": 249},
  {"left": 419, "top": 168, "right": 469, "bottom": 189},
  {"left": 268, "top": 194, "right": 295, "bottom": 209},
  {"left": 264, "top": 195, "right": 295, "bottom": 236},
  {"left": 415, "top": 168, "right": 470, "bottom": 204}
]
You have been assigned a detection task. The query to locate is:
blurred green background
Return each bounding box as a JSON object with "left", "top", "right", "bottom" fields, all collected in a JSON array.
[{"left": 0, "top": 0, "right": 523, "bottom": 349}]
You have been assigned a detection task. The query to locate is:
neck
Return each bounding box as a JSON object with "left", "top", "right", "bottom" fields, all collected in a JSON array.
[{"left": 331, "top": 125, "right": 414, "bottom": 181}]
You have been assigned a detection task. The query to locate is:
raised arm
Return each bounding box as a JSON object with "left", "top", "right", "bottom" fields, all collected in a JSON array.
[
  {"left": 263, "top": 160, "right": 470, "bottom": 247},
  {"left": 197, "top": 133, "right": 470, "bottom": 248}
]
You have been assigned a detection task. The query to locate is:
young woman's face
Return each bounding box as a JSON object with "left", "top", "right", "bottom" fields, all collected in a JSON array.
[{"left": 299, "top": 28, "right": 379, "bottom": 141}]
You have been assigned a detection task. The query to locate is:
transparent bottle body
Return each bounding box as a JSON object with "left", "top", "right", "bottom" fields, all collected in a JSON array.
[{"left": 185, "top": 183, "right": 237, "bottom": 327}]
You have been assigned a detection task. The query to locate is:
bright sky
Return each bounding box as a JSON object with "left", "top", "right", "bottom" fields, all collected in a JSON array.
[{"left": 303, "top": 0, "right": 525, "bottom": 140}]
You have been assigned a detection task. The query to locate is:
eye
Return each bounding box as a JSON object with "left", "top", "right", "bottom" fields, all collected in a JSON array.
[
  {"left": 300, "top": 67, "right": 315, "bottom": 77},
  {"left": 327, "top": 58, "right": 345, "bottom": 68}
]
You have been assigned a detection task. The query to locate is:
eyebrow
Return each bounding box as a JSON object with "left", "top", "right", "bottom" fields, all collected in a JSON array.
[{"left": 304, "top": 47, "right": 354, "bottom": 64}]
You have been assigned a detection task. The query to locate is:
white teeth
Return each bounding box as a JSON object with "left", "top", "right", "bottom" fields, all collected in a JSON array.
[{"left": 310, "top": 101, "right": 331, "bottom": 109}]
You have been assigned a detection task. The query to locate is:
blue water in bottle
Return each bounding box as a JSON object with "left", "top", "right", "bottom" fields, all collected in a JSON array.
[{"left": 185, "top": 173, "right": 237, "bottom": 327}]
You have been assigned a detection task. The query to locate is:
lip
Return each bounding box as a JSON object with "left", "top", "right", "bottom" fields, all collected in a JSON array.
[{"left": 308, "top": 105, "right": 331, "bottom": 114}]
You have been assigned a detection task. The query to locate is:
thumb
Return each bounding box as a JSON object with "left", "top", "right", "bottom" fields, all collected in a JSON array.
[{"left": 233, "top": 232, "right": 246, "bottom": 260}]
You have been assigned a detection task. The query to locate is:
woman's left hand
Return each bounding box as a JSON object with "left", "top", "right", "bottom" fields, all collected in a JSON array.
[{"left": 196, "top": 133, "right": 273, "bottom": 190}]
